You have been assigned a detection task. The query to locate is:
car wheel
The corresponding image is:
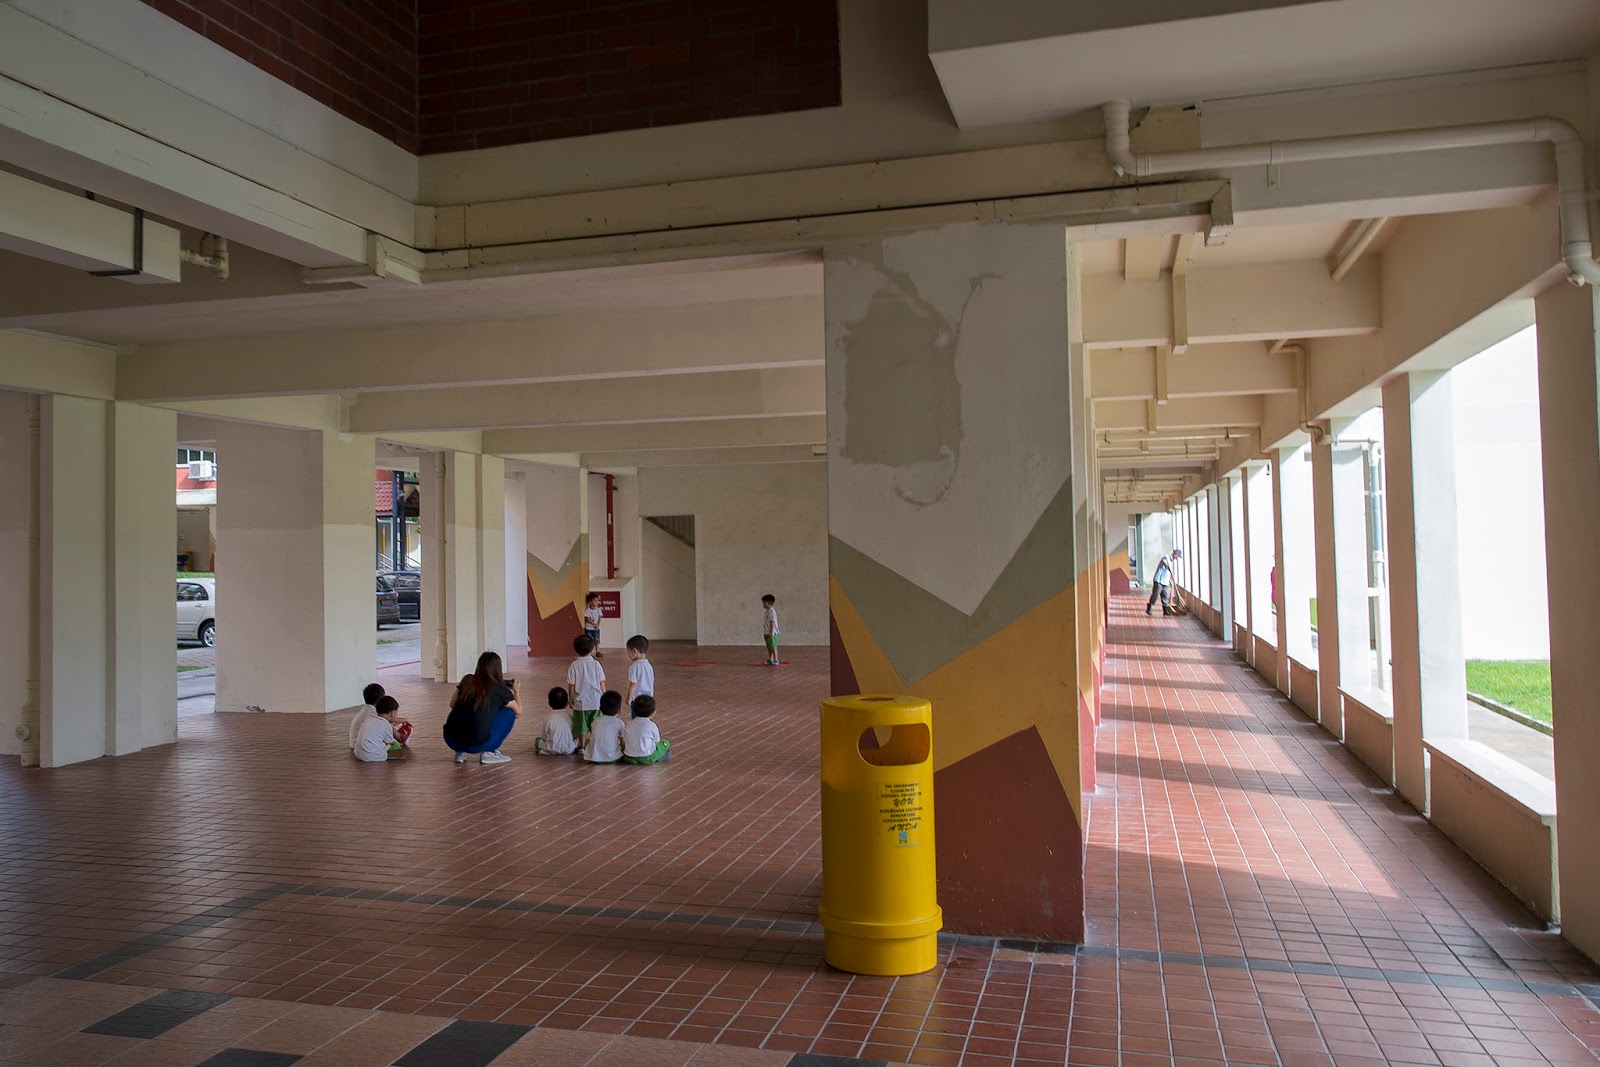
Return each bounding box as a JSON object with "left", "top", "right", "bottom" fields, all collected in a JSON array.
[{"left": 199, "top": 620, "right": 215, "bottom": 647}]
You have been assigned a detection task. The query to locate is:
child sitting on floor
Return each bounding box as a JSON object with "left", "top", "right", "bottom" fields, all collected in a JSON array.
[
  {"left": 353, "top": 695, "right": 407, "bottom": 762},
  {"left": 536, "top": 687, "right": 578, "bottom": 756},
  {"left": 583, "top": 690, "right": 626, "bottom": 764},
  {"left": 622, "top": 695, "right": 671, "bottom": 765}
]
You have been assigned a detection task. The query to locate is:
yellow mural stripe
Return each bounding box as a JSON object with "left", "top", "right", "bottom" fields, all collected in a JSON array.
[
  {"left": 832, "top": 579, "right": 1083, "bottom": 822},
  {"left": 527, "top": 558, "right": 589, "bottom": 622}
]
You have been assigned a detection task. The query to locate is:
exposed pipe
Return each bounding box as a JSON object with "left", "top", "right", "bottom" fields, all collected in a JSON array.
[
  {"left": 604, "top": 473, "right": 616, "bottom": 580},
  {"left": 180, "top": 233, "right": 230, "bottom": 280},
  {"left": 19, "top": 395, "right": 40, "bottom": 767},
  {"left": 1330, "top": 217, "right": 1389, "bottom": 281},
  {"left": 1280, "top": 343, "right": 1329, "bottom": 446},
  {"left": 1102, "top": 101, "right": 1600, "bottom": 287}
]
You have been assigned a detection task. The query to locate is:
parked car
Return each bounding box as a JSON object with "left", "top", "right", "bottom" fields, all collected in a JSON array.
[
  {"left": 389, "top": 570, "right": 421, "bottom": 621},
  {"left": 376, "top": 574, "right": 402, "bottom": 626},
  {"left": 177, "top": 578, "right": 216, "bottom": 647}
]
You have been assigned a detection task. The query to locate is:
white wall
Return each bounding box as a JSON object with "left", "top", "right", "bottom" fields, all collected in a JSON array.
[
  {"left": 177, "top": 507, "right": 212, "bottom": 569},
  {"left": 639, "top": 463, "right": 828, "bottom": 646},
  {"left": 1453, "top": 326, "right": 1550, "bottom": 660},
  {"left": 0, "top": 390, "right": 31, "bottom": 755},
  {"left": 640, "top": 520, "right": 697, "bottom": 640},
  {"left": 216, "top": 423, "right": 375, "bottom": 713}
]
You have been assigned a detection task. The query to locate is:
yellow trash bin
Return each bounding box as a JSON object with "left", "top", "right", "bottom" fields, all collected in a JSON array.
[{"left": 818, "top": 694, "right": 942, "bottom": 975}]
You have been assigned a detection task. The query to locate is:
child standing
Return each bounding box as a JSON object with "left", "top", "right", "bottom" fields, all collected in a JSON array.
[
  {"left": 583, "top": 593, "right": 604, "bottom": 658},
  {"left": 622, "top": 696, "right": 671, "bottom": 764},
  {"left": 566, "top": 633, "right": 606, "bottom": 742},
  {"left": 625, "top": 634, "right": 654, "bottom": 711},
  {"left": 761, "top": 594, "right": 780, "bottom": 666},
  {"left": 353, "top": 695, "right": 406, "bottom": 762},
  {"left": 583, "top": 690, "right": 626, "bottom": 763},
  {"left": 536, "top": 687, "right": 578, "bottom": 756}
]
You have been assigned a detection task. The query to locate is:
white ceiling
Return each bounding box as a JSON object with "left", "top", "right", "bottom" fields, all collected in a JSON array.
[
  {"left": 0, "top": 251, "right": 823, "bottom": 344},
  {"left": 930, "top": 0, "right": 1600, "bottom": 128}
]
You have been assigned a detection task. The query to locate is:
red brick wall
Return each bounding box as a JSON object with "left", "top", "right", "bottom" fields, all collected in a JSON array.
[
  {"left": 416, "top": 0, "right": 840, "bottom": 153},
  {"left": 139, "top": 0, "right": 840, "bottom": 155},
  {"left": 139, "top": 0, "right": 419, "bottom": 151}
]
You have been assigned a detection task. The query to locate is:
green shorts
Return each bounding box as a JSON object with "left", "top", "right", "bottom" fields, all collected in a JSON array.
[
  {"left": 622, "top": 740, "right": 671, "bottom": 765},
  {"left": 571, "top": 708, "right": 599, "bottom": 736},
  {"left": 764, "top": 635, "right": 778, "bottom": 655}
]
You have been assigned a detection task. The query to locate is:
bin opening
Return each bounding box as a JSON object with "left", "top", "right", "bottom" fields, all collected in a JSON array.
[{"left": 857, "top": 723, "right": 930, "bottom": 766}]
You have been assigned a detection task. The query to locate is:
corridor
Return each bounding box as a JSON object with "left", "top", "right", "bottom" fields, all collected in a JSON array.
[{"left": 0, "top": 608, "right": 1595, "bottom": 1066}]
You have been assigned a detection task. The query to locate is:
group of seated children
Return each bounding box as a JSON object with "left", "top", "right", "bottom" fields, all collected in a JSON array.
[
  {"left": 539, "top": 633, "right": 669, "bottom": 764},
  {"left": 349, "top": 682, "right": 413, "bottom": 762}
]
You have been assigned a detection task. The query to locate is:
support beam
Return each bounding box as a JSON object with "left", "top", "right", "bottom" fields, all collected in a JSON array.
[
  {"left": 0, "top": 169, "right": 181, "bottom": 283},
  {"left": 1092, "top": 342, "right": 1296, "bottom": 400},
  {"left": 118, "top": 297, "right": 823, "bottom": 402},
  {"left": 582, "top": 445, "right": 823, "bottom": 469},
  {"left": 1123, "top": 236, "right": 1164, "bottom": 281},
  {"left": 1095, "top": 394, "right": 1264, "bottom": 431},
  {"left": 349, "top": 366, "right": 825, "bottom": 434},
  {"left": 486, "top": 416, "right": 826, "bottom": 456},
  {"left": 0, "top": 330, "right": 115, "bottom": 400},
  {"left": 1084, "top": 259, "right": 1380, "bottom": 348}
]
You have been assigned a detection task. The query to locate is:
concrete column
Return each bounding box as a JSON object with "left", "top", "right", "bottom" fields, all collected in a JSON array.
[
  {"left": 1535, "top": 281, "right": 1600, "bottom": 959},
  {"left": 524, "top": 462, "right": 588, "bottom": 656},
  {"left": 1217, "top": 478, "right": 1235, "bottom": 635},
  {"left": 826, "top": 222, "right": 1083, "bottom": 940},
  {"left": 437, "top": 451, "right": 506, "bottom": 682},
  {"left": 504, "top": 470, "right": 529, "bottom": 651},
  {"left": 1311, "top": 436, "right": 1342, "bottom": 734},
  {"left": 1244, "top": 462, "right": 1274, "bottom": 643},
  {"left": 215, "top": 423, "right": 374, "bottom": 714},
  {"left": 1382, "top": 372, "right": 1467, "bottom": 811},
  {"left": 1278, "top": 445, "right": 1315, "bottom": 673}
]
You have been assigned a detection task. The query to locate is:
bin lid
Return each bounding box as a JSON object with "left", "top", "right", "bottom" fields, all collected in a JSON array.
[{"left": 822, "top": 694, "right": 931, "bottom": 719}]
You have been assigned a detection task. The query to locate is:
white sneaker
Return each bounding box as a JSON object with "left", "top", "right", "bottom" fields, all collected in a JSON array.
[
  {"left": 480, "top": 751, "right": 511, "bottom": 765},
  {"left": 454, "top": 751, "right": 468, "bottom": 764}
]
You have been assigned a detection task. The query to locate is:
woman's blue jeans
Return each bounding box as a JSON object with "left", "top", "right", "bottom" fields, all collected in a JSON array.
[{"left": 447, "top": 707, "right": 517, "bottom": 754}]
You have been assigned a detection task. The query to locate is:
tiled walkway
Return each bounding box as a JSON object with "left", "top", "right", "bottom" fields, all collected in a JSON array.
[{"left": 0, "top": 607, "right": 1596, "bottom": 1065}]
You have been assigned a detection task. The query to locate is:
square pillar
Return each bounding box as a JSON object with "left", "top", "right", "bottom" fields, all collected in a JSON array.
[
  {"left": 826, "top": 222, "right": 1083, "bottom": 940},
  {"left": 504, "top": 470, "right": 529, "bottom": 651},
  {"left": 1536, "top": 282, "right": 1600, "bottom": 959},
  {"left": 522, "top": 462, "right": 588, "bottom": 657},
  {"left": 1277, "top": 445, "right": 1315, "bottom": 679},
  {"left": 1382, "top": 372, "right": 1467, "bottom": 811},
  {"left": 1217, "top": 479, "right": 1235, "bottom": 636},
  {"left": 25, "top": 396, "right": 176, "bottom": 765},
  {"left": 215, "top": 423, "right": 375, "bottom": 714},
  {"left": 424, "top": 451, "right": 507, "bottom": 682},
  {"left": 1244, "top": 461, "right": 1274, "bottom": 645}
]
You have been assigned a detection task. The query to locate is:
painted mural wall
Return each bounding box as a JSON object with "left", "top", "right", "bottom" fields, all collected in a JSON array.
[
  {"left": 524, "top": 463, "right": 587, "bottom": 657},
  {"left": 825, "top": 222, "right": 1085, "bottom": 940}
]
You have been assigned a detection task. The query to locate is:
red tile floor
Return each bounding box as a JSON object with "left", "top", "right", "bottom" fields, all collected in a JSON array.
[{"left": 0, "top": 604, "right": 1595, "bottom": 1065}]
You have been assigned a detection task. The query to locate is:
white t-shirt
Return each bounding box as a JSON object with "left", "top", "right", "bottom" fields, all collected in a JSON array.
[
  {"left": 584, "top": 605, "right": 602, "bottom": 630},
  {"left": 623, "top": 717, "right": 662, "bottom": 758},
  {"left": 764, "top": 606, "right": 780, "bottom": 636},
  {"left": 353, "top": 715, "right": 395, "bottom": 762},
  {"left": 567, "top": 656, "right": 606, "bottom": 710},
  {"left": 585, "top": 715, "right": 626, "bottom": 762},
  {"left": 538, "top": 711, "right": 576, "bottom": 755},
  {"left": 348, "top": 705, "right": 375, "bottom": 750},
  {"left": 628, "top": 659, "right": 655, "bottom": 697}
]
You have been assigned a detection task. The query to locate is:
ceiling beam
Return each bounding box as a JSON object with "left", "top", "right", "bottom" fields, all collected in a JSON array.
[
  {"left": 1095, "top": 394, "right": 1264, "bottom": 431},
  {"left": 1083, "top": 259, "right": 1380, "bottom": 348},
  {"left": 347, "top": 366, "right": 824, "bottom": 434},
  {"left": 1091, "top": 341, "right": 1296, "bottom": 400},
  {"left": 581, "top": 445, "right": 822, "bottom": 470},
  {"left": 1122, "top": 236, "right": 1165, "bottom": 281},
  {"left": 117, "top": 296, "right": 821, "bottom": 402},
  {"left": 486, "top": 415, "right": 825, "bottom": 456}
]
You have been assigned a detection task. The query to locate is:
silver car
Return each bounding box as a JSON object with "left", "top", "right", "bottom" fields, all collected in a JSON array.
[{"left": 177, "top": 578, "right": 216, "bottom": 647}]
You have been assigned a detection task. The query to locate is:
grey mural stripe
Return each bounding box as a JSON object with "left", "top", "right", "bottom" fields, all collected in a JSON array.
[
  {"left": 82, "top": 988, "right": 233, "bottom": 1039},
  {"left": 1076, "top": 944, "right": 1600, "bottom": 1003},
  {"left": 828, "top": 476, "right": 1075, "bottom": 684},
  {"left": 56, "top": 884, "right": 301, "bottom": 980},
  {"left": 527, "top": 532, "right": 586, "bottom": 594}
]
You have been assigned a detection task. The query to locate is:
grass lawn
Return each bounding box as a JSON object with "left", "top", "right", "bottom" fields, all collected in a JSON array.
[
  {"left": 178, "top": 572, "right": 216, "bottom": 579},
  {"left": 1465, "top": 660, "right": 1552, "bottom": 725},
  {"left": 177, "top": 665, "right": 204, "bottom": 673},
  {"left": 377, "top": 638, "right": 402, "bottom": 646}
]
